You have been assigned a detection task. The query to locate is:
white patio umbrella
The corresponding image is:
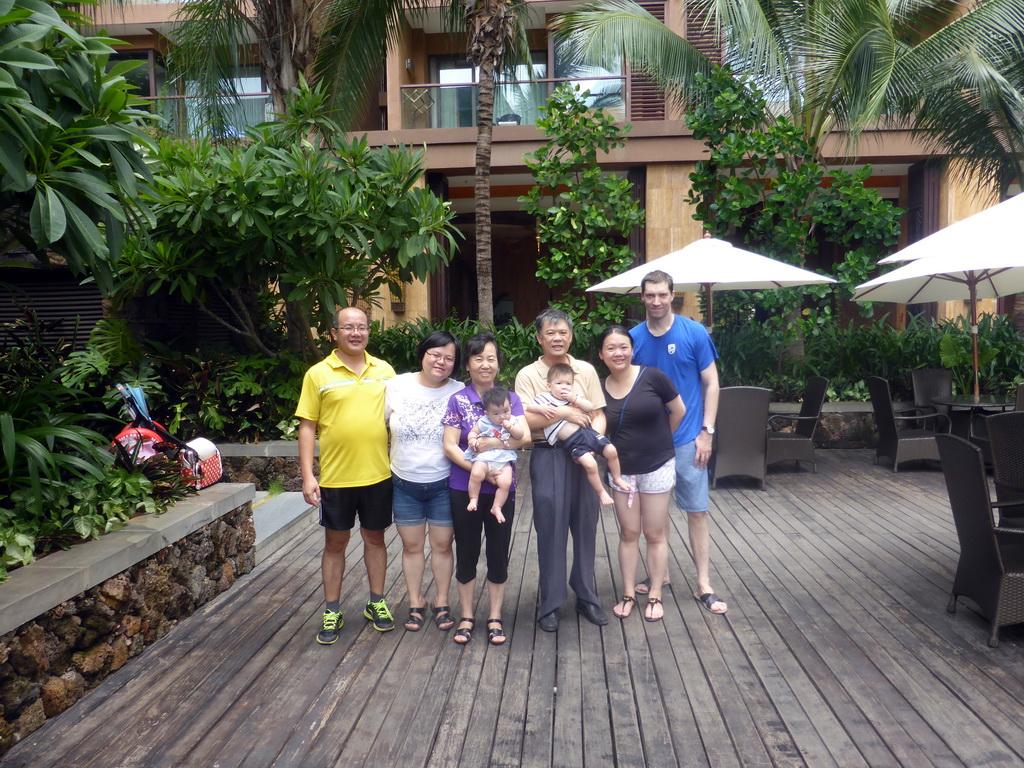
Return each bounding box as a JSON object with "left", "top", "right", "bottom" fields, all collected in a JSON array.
[
  {"left": 853, "top": 252, "right": 1024, "bottom": 397},
  {"left": 877, "top": 192, "right": 1024, "bottom": 264},
  {"left": 586, "top": 236, "right": 837, "bottom": 327}
]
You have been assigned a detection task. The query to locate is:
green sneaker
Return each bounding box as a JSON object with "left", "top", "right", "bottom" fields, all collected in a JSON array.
[
  {"left": 316, "top": 609, "right": 343, "bottom": 645},
  {"left": 363, "top": 599, "right": 395, "bottom": 632}
]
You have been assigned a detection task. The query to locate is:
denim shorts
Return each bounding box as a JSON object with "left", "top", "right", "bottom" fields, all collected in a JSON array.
[
  {"left": 674, "top": 439, "right": 710, "bottom": 513},
  {"left": 392, "top": 474, "right": 453, "bottom": 527}
]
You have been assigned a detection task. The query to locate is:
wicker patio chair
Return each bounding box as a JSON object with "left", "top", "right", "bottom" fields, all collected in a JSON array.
[
  {"left": 908, "top": 367, "right": 953, "bottom": 423},
  {"left": 936, "top": 434, "right": 1024, "bottom": 648},
  {"left": 867, "top": 376, "right": 950, "bottom": 472},
  {"left": 766, "top": 376, "right": 828, "bottom": 473},
  {"left": 711, "top": 386, "right": 771, "bottom": 490},
  {"left": 984, "top": 411, "right": 1024, "bottom": 529},
  {"left": 968, "top": 383, "right": 1024, "bottom": 463}
]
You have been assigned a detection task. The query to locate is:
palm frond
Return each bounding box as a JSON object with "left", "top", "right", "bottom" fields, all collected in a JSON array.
[
  {"left": 553, "top": 0, "right": 712, "bottom": 105},
  {"left": 166, "top": 0, "right": 256, "bottom": 134}
]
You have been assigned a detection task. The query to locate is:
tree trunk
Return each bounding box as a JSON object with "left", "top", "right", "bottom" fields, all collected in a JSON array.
[{"left": 475, "top": 57, "right": 496, "bottom": 326}]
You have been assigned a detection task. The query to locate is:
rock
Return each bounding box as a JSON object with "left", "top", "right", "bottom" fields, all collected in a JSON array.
[
  {"left": 13, "top": 698, "right": 45, "bottom": 738},
  {"left": 72, "top": 643, "right": 112, "bottom": 676},
  {"left": 40, "top": 670, "right": 84, "bottom": 717},
  {"left": 0, "top": 679, "right": 40, "bottom": 717},
  {"left": 216, "top": 562, "right": 235, "bottom": 593},
  {"left": 121, "top": 615, "right": 142, "bottom": 638},
  {"left": 9, "top": 626, "right": 47, "bottom": 677},
  {"left": 99, "top": 574, "right": 133, "bottom": 607},
  {"left": 109, "top": 638, "right": 129, "bottom": 672}
]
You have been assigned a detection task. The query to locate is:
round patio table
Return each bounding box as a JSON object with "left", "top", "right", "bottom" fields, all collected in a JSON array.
[{"left": 932, "top": 394, "right": 1015, "bottom": 440}]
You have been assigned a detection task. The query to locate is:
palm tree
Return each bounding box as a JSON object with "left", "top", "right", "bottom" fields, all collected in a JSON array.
[
  {"left": 555, "top": 0, "right": 1024, "bottom": 193},
  {"left": 168, "top": 0, "right": 531, "bottom": 326}
]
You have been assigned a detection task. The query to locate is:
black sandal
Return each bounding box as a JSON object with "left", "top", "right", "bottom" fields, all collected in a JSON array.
[
  {"left": 486, "top": 618, "right": 506, "bottom": 646},
  {"left": 613, "top": 595, "right": 636, "bottom": 619},
  {"left": 404, "top": 605, "right": 426, "bottom": 632},
  {"left": 453, "top": 618, "right": 475, "bottom": 645},
  {"left": 432, "top": 605, "right": 455, "bottom": 631},
  {"left": 644, "top": 597, "right": 664, "bottom": 623}
]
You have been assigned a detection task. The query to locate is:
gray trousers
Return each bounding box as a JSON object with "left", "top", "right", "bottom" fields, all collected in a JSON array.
[{"left": 530, "top": 443, "right": 601, "bottom": 617}]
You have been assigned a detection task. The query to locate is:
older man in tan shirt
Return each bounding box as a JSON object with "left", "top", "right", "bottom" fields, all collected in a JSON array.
[{"left": 515, "top": 308, "right": 609, "bottom": 632}]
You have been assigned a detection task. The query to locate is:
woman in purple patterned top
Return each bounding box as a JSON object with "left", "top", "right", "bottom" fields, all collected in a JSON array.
[{"left": 442, "top": 333, "right": 527, "bottom": 646}]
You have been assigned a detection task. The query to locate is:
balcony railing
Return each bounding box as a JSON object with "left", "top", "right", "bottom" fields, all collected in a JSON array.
[
  {"left": 144, "top": 93, "right": 273, "bottom": 138},
  {"left": 401, "top": 76, "right": 626, "bottom": 130}
]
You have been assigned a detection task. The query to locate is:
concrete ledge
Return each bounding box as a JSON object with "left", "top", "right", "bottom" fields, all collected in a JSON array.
[
  {"left": 0, "top": 483, "right": 255, "bottom": 637},
  {"left": 219, "top": 440, "right": 308, "bottom": 457},
  {"left": 252, "top": 492, "right": 317, "bottom": 563}
]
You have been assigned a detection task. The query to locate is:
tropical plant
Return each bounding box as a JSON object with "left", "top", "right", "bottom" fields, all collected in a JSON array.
[
  {"left": 521, "top": 84, "right": 644, "bottom": 334},
  {"left": 556, "top": 0, "right": 1024, "bottom": 194},
  {"left": 113, "top": 81, "right": 459, "bottom": 360},
  {"left": 682, "top": 67, "right": 902, "bottom": 333},
  {"left": 0, "top": 0, "right": 157, "bottom": 292},
  {"left": 167, "top": 0, "right": 532, "bottom": 326}
]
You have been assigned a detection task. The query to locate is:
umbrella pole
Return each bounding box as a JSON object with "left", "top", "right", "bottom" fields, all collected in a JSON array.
[
  {"left": 704, "top": 283, "right": 713, "bottom": 332},
  {"left": 969, "top": 278, "right": 980, "bottom": 400}
]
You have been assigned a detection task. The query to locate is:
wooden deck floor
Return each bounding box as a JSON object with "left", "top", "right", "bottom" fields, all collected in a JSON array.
[{"left": 4, "top": 450, "right": 1024, "bottom": 768}]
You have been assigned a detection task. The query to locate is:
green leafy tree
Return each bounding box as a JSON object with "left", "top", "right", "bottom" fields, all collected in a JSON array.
[
  {"left": 0, "top": 0, "right": 156, "bottom": 292},
  {"left": 684, "top": 68, "right": 901, "bottom": 359},
  {"left": 114, "top": 81, "right": 460, "bottom": 360},
  {"left": 556, "top": 0, "right": 1024, "bottom": 193},
  {"left": 521, "top": 84, "right": 643, "bottom": 331},
  {"left": 167, "top": 0, "right": 532, "bottom": 325}
]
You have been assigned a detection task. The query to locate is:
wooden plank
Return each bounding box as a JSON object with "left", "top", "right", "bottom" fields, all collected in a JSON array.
[{"left": 6, "top": 449, "right": 1024, "bottom": 768}]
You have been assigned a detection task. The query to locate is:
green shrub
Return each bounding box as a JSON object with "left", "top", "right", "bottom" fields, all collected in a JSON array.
[{"left": 0, "top": 315, "right": 196, "bottom": 581}]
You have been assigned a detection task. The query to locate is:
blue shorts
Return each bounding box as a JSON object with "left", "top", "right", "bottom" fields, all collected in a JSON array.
[
  {"left": 674, "top": 439, "right": 709, "bottom": 513},
  {"left": 392, "top": 474, "right": 453, "bottom": 528}
]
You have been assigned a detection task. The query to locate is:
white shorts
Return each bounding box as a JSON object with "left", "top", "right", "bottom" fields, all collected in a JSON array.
[{"left": 610, "top": 457, "right": 675, "bottom": 495}]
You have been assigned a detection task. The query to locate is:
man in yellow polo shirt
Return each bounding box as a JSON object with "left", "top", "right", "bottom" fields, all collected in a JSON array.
[{"left": 297, "top": 306, "right": 396, "bottom": 644}]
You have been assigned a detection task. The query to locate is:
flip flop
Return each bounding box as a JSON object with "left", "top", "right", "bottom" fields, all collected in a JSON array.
[
  {"left": 635, "top": 577, "right": 671, "bottom": 595},
  {"left": 644, "top": 597, "right": 663, "bottom": 622},
  {"left": 613, "top": 595, "right": 636, "bottom": 619},
  {"left": 694, "top": 592, "right": 728, "bottom": 614}
]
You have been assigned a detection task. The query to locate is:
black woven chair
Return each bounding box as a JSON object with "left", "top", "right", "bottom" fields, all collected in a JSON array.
[
  {"left": 908, "top": 368, "right": 953, "bottom": 424},
  {"left": 936, "top": 434, "right": 1024, "bottom": 647},
  {"left": 985, "top": 411, "right": 1024, "bottom": 529},
  {"left": 866, "top": 376, "right": 950, "bottom": 472},
  {"left": 969, "top": 383, "right": 1024, "bottom": 462},
  {"left": 711, "top": 386, "right": 771, "bottom": 489},
  {"left": 766, "top": 376, "right": 828, "bottom": 473}
]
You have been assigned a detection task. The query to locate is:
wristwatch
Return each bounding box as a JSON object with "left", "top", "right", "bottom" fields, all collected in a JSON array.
[{"left": 701, "top": 425, "right": 715, "bottom": 436}]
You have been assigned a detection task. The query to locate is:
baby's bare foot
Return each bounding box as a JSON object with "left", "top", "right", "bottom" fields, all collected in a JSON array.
[
  {"left": 467, "top": 498, "right": 478, "bottom": 512},
  {"left": 491, "top": 507, "right": 506, "bottom": 523},
  {"left": 599, "top": 490, "right": 614, "bottom": 506}
]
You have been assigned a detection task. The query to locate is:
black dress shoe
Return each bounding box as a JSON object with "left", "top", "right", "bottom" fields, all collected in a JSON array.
[
  {"left": 538, "top": 611, "right": 559, "bottom": 632},
  {"left": 576, "top": 600, "right": 609, "bottom": 626}
]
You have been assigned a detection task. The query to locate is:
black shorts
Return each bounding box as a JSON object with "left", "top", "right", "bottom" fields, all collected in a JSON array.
[
  {"left": 560, "top": 427, "right": 612, "bottom": 462},
  {"left": 319, "top": 478, "right": 393, "bottom": 532}
]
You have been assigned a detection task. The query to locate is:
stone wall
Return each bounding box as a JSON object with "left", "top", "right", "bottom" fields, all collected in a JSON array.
[
  {"left": 0, "top": 503, "right": 255, "bottom": 756},
  {"left": 222, "top": 456, "right": 313, "bottom": 493}
]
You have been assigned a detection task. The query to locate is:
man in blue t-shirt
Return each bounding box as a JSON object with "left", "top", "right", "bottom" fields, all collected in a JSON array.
[{"left": 630, "top": 269, "right": 728, "bottom": 615}]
